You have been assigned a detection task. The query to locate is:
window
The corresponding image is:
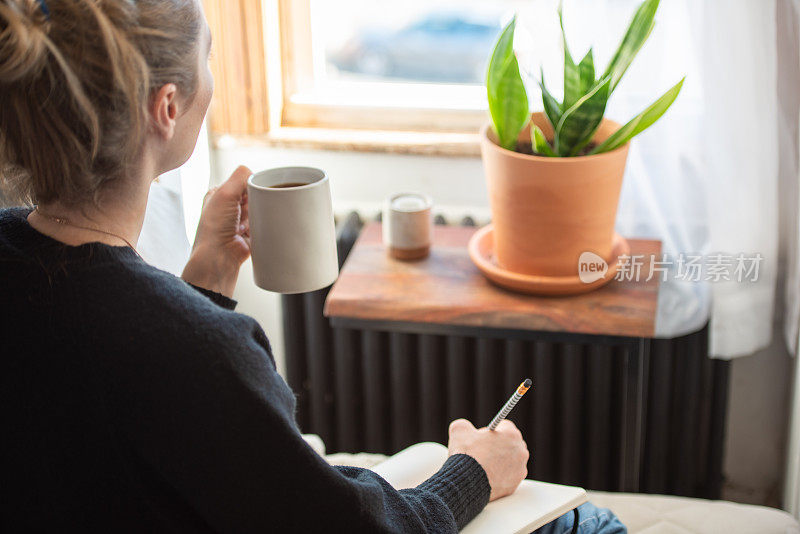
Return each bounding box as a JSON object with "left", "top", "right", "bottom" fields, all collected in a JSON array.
[
  {"left": 204, "top": 0, "right": 526, "bottom": 155},
  {"left": 298, "top": 1, "right": 509, "bottom": 108},
  {"left": 279, "top": 0, "right": 524, "bottom": 150}
]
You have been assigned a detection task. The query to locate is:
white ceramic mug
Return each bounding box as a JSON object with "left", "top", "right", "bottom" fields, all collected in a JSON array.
[{"left": 247, "top": 167, "right": 338, "bottom": 294}]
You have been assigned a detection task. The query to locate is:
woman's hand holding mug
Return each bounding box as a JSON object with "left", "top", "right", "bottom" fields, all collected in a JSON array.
[{"left": 182, "top": 165, "right": 252, "bottom": 298}]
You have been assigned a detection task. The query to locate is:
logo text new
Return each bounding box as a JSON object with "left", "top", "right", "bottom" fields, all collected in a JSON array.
[{"left": 580, "top": 262, "right": 606, "bottom": 273}]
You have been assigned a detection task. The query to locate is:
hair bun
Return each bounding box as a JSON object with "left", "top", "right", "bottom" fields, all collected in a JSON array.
[{"left": 0, "top": 1, "right": 50, "bottom": 84}]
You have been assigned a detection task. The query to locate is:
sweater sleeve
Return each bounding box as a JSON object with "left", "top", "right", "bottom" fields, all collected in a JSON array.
[
  {"left": 187, "top": 282, "right": 238, "bottom": 310},
  {"left": 416, "top": 454, "right": 491, "bottom": 529},
  {"left": 334, "top": 453, "right": 491, "bottom": 531},
  {"left": 91, "top": 291, "right": 490, "bottom": 533}
]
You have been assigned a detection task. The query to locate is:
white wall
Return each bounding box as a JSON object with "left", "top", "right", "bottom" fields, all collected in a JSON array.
[
  {"left": 212, "top": 140, "right": 492, "bottom": 226},
  {"left": 723, "top": 332, "right": 792, "bottom": 507}
]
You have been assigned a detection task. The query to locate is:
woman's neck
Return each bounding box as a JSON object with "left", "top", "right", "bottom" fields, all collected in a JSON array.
[{"left": 27, "top": 173, "right": 152, "bottom": 250}]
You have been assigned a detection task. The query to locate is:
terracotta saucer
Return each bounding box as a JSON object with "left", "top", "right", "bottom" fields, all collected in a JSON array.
[{"left": 468, "top": 225, "right": 631, "bottom": 296}]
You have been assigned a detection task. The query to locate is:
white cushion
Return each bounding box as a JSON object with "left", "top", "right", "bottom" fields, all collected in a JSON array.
[
  {"left": 319, "top": 448, "right": 800, "bottom": 533},
  {"left": 587, "top": 491, "right": 800, "bottom": 534}
]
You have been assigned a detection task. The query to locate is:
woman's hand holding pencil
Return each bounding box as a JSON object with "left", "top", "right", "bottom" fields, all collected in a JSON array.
[
  {"left": 447, "top": 419, "right": 529, "bottom": 501},
  {"left": 447, "top": 378, "right": 533, "bottom": 501}
]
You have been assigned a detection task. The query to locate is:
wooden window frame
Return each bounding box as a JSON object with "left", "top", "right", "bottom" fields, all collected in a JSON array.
[{"left": 203, "top": 0, "right": 485, "bottom": 156}]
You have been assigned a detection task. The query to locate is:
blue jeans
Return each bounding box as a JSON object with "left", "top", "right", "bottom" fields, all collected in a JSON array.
[{"left": 534, "top": 502, "right": 627, "bottom": 534}]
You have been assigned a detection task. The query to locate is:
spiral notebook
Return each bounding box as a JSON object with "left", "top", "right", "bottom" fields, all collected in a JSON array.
[{"left": 371, "top": 442, "right": 587, "bottom": 534}]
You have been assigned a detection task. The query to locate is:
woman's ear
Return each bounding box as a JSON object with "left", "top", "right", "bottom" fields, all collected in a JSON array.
[{"left": 150, "top": 83, "right": 180, "bottom": 140}]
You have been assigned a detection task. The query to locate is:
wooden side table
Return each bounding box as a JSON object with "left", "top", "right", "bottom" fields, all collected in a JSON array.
[
  {"left": 325, "top": 223, "right": 661, "bottom": 492},
  {"left": 325, "top": 223, "right": 660, "bottom": 338}
]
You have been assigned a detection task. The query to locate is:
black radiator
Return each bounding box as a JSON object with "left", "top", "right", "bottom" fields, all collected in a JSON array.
[{"left": 282, "top": 213, "right": 730, "bottom": 499}]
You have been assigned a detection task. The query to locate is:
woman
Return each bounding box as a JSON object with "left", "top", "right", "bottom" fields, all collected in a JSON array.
[{"left": 0, "top": 1, "right": 624, "bottom": 532}]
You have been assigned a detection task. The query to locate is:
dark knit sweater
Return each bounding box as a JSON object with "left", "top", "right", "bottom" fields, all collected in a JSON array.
[{"left": 0, "top": 207, "right": 490, "bottom": 533}]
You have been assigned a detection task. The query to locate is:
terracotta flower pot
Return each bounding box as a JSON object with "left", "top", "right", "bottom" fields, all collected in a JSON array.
[{"left": 480, "top": 112, "right": 630, "bottom": 277}]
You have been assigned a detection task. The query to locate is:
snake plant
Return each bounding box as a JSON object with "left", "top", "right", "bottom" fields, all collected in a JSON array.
[{"left": 487, "top": 0, "right": 684, "bottom": 156}]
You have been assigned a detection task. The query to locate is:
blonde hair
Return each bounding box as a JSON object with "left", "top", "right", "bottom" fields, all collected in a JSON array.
[{"left": 0, "top": 0, "right": 202, "bottom": 207}]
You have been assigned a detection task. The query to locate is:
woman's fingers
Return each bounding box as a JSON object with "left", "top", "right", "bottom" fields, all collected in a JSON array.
[
  {"left": 219, "top": 165, "right": 252, "bottom": 199},
  {"left": 202, "top": 186, "right": 219, "bottom": 207},
  {"left": 449, "top": 418, "right": 476, "bottom": 437},
  {"left": 239, "top": 191, "right": 249, "bottom": 237},
  {"left": 202, "top": 166, "right": 251, "bottom": 207},
  {"left": 240, "top": 192, "right": 249, "bottom": 223}
]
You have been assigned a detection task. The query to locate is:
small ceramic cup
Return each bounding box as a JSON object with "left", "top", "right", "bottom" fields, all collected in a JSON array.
[
  {"left": 382, "top": 192, "right": 433, "bottom": 260},
  {"left": 247, "top": 167, "right": 339, "bottom": 294}
]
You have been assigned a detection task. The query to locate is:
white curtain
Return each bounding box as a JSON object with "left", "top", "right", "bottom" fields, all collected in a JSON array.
[
  {"left": 781, "top": 0, "right": 800, "bottom": 519},
  {"left": 782, "top": 0, "right": 800, "bottom": 356},
  {"left": 517, "top": 0, "right": 797, "bottom": 358},
  {"left": 700, "top": 0, "right": 780, "bottom": 358}
]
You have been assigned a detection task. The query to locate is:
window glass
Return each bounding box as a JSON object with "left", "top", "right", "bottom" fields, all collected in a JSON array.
[{"left": 310, "top": 1, "right": 520, "bottom": 86}]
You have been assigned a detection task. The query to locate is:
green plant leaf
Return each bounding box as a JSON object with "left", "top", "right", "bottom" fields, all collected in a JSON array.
[
  {"left": 558, "top": 1, "right": 581, "bottom": 110},
  {"left": 578, "top": 48, "right": 595, "bottom": 93},
  {"left": 555, "top": 76, "right": 611, "bottom": 156},
  {"left": 532, "top": 125, "right": 557, "bottom": 156},
  {"left": 538, "top": 69, "right": 562, "bottom": 133},
  {"left": 602, "top": 0, "right": 659, "bottom": 92},
  {"left": 486, "top": 17, "right": 530, "bottom": 151},
  {"left": 590, "top": 77, "right": 684, "bottom": 154}
]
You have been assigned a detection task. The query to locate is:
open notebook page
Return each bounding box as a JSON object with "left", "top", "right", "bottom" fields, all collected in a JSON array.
[{"left": 371, "top": 442, "right": 587, "bottom": 534}]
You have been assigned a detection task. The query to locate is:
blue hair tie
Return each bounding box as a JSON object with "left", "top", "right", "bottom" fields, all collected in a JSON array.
[{"left": 36, "top": 0, "right": 50, "bottom": 19}]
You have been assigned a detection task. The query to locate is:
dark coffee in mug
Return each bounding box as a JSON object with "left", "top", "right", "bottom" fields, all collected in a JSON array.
[{"left": 270, "top": 182, "right": 307, "bottom": 189}]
